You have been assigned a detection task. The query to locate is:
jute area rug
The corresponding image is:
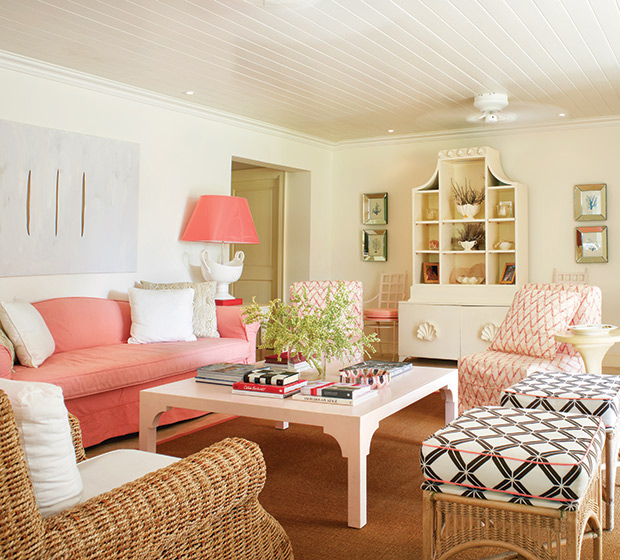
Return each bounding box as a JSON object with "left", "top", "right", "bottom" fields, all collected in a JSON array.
[{"left": 157, "top": 392, "right": 620, "bottom": 560}]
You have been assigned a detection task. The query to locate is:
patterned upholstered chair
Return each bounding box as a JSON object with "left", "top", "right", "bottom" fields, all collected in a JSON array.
[
  {"left": 290, "top": 280, "right": 364, "bottom": 364},
  {"left": 458, "top": 282, "right": 602, "bottom": 413}
]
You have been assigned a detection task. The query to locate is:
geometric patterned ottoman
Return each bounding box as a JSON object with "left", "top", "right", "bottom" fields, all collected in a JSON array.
[
  {"left": 501, "top": 371, "right": 620, "bottom": 531},
  {"left": 420, "top": 406, "right": 605, "bottom": 560}
]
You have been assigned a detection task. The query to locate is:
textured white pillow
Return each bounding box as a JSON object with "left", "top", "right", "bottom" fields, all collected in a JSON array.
[
  {"left": 136, "top": 280, "right": 219, "bottom": 338},
  {"left": 0, "top": 379, "right": 83, "bottom": 516},
  {"left": 0, "top": 301, "right": 55, "bottom": 367},
  {"left": 128, "top": 287, "right": 197, "bottom": 344}
]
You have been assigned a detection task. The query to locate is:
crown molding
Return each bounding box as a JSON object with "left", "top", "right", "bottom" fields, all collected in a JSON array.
[
  {"left": 334, "top": 115, "right": 620, "bottom": 149},
  {"left": 0, "top": 50, "right": 334, "bottom": 150},
  {"left": 3, "top": 50, "right": 620, "bottom": 151}
]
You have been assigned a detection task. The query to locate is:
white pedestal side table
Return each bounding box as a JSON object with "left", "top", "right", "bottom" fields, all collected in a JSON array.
[{"left": 555, "top": 329, "right": 620, "bottom": 374}]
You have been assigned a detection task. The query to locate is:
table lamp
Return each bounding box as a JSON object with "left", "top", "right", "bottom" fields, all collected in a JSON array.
[{"left": 181, "top": 195, "right": 259, "bottom": 299}]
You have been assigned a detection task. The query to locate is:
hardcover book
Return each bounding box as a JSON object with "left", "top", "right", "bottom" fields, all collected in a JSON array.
[
  {"left": 292, "top": 391, "right": 378, "bottom": 406},
  {"left": 243, "top": 371, "right": 300, "bottom": 386},
  {"left": 301, "top": 381, "right": 371, "bottom": 399},
  {"left": 232, "top": 380, "right": 307, "bottom": 394}
]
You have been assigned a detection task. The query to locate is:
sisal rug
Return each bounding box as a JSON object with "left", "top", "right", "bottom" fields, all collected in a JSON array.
[{"left": 158, "top": 392, "right": 620, "bottom": 560}]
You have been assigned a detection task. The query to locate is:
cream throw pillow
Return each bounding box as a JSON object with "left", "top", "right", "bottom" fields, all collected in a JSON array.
[
  {"left": 128, "top": 287, "right": 197, "bottom": 344},
  {"left": 0, "top": 301, "right": 55, "bottom": 367},
  {"left": 0, "top": 378, "right": 83, "bottom": 516},
  {"left": 136, "top": 280, "right": 219, "bottom": 338}
]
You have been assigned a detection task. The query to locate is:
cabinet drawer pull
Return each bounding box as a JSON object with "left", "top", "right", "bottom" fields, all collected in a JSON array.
[{"left": 417, "top": 322, "right": 437, "bottom": 342}]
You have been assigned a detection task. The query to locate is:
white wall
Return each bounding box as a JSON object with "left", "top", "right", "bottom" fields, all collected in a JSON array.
[
  {"left": 0, "top": 64, "right": 333, "bottom": 301},
  {"left": 332, "top": 124, "right": 620, "bottom": 364}
]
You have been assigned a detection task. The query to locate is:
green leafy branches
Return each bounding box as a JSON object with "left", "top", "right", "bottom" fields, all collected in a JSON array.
[{"left": 242, "top": 282, "right": 379, "bottom": 377}]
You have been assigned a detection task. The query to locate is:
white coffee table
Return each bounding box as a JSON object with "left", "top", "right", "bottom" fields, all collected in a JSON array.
[{"left": 139, "top": 365, "right": 458, "bottom": 528}]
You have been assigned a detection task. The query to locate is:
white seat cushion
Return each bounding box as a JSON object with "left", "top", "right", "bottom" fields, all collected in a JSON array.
[
  {"left": 421, "top": 406, "right": 605, "bottom": 511},
  {"left": 78, "top": 449, "right": 179, "bottom": 501}
]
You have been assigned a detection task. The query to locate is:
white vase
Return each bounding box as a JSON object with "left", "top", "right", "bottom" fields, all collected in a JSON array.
[{"left": 456, "top": 203, "right": 480, "bottom": 219}]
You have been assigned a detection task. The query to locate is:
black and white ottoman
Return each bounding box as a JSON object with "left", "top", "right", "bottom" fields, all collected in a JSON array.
[
  {"left": 420, "top": 406, "right": 605, "bottom": 560},
  {"left": 501, "top": 370, "right": 620, "bottom": 531}
]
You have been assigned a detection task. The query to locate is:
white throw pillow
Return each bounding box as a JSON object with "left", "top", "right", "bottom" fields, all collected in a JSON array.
[
  {"left": 0, "top": 301, "right": 55, "bottom": 367},
  {"left": 0, "top": 379, "right": 83, "bottom": 516},
  {"left": 136, "top": 280, "right": 219, "bottom": 338},
  {"left": 128, "top": 287, "right": 197, "bottom": 344}
]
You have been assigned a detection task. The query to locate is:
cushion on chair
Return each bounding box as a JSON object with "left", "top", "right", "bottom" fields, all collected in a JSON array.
[
  {"left": 364, "top": 308, "right": 398, "bottom": 319},
  {"left": 501, "top": 371, "right": 620, "bottom": 430},
  {"left": 0, "top": 379, "right": 83, "bottom": 516},
  {"left": 421, "top": 406, "right": 605, "bottom": 511},
  {"left": 78, "top": 449, "right": 179, "bottom": 501},
  {"left": 490, "top": 288, "right": 583, "bottom": 359}
]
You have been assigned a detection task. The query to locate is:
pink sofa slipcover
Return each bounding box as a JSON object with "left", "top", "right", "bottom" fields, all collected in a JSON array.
[{"left": 0, "top": 297, "right": 259, "bottom": 447}]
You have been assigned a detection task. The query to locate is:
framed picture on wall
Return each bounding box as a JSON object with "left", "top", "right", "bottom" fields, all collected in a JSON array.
[
  {"left": 362, "top": 229, "right": 387, "bottom": 261},
  {"left": 362, "top": 192, "right": 388, "bottom": 225},
  {"left": 574, "top": 184, "right": 607, "bottom": 221},
  {"left": 422, "top": 262, "right": 439, "bottom": 284},
  {"left": 576, "top": 225, "right": 608, "bottom": 263}
]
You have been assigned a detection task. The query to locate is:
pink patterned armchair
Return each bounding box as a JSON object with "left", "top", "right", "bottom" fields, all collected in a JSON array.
[
  {"left": 458, "top": 282, "right": 602, "bottom": 413},
  {"left": 290, "top": 280, "right": 364, "bottom": 364}
]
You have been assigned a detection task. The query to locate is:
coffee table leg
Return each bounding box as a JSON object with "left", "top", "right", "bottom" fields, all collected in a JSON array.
[
  {"left": 323, "top": 419, "right": 379, "bottom": 529},
  {"left": 139, "top": 397, "right": 171, "bottom": 453},
  {"left": 440, "top": 379, "right": 458, "bottom": 424}
]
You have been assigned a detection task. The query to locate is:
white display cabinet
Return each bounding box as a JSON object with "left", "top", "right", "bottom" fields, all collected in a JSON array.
[{"left": 399, "top": 147, "right": 528, "bottom": 360}]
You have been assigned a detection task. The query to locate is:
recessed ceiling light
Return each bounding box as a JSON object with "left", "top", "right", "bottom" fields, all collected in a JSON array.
[
  {"left": 558, "top": 112, "right": 566, "bottom": 117},
  {"left": 387, "top": 129, "right": 395, "bottom": 133},
  {"left": 184, "top": 90, "right": 196, "bottom": 95}
]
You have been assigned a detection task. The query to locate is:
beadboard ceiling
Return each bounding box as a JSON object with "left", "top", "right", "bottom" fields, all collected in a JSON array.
[{"left": 1, "top": 0, "right": 620, "bottom": 142}]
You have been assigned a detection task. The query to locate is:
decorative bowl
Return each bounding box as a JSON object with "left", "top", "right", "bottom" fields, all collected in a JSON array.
[
  {"left": 456, "top": 276, "right": 484, "bottom": 284},
  {"left": 569, "top": 324, "right": 617, "bottom": 336},
  {"left": 456, "top": 203, "right": 481, "bottom": 219}
]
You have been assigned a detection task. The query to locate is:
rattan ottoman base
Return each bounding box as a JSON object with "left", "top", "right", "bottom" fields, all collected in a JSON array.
[{"left": 422, "top": 467, "right": 603, "bottom": 560}]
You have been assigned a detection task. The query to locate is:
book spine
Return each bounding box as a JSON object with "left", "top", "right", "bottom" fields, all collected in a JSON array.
[
  {"left": 293, "top": 394, "right": 356, "bottom": 405},
  {"left": 233, "top": 382, "right": 288, "bottom": 394},
  {"left": 231, "top": 389, "right": 291, "bottom": 398},
  {"left": 320, "top": 387, "right": 356, "bottom": 399},
  {"left": 243, "top": 372, "right": 299, "bottom": 385}
]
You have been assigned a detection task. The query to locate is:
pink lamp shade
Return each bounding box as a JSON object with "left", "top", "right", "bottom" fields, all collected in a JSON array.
[{"left": 181, "top": 195, "right": 259, "bottom": 244}]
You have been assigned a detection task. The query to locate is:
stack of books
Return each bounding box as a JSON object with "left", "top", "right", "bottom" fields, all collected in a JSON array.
[
  {"left": 232, "top": 371, "right": 307, "bottom": 398},
  {"left": 292, "top": 380, "right": 378, "bottom": 406},
  {"left": 339, "top": 360, "right": 414, "bottom": 388},
  {"left": 195, "top": 363, "right": 272, "bottom": 386},
  {"left": 264, "top": 352, "right": 310, "bottom": 372}
]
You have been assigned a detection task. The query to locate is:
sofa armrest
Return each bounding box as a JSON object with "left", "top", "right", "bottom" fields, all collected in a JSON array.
[
  {"left": 216, "top": 306, "right": 259, "bottom": 345},
  {"left": 0, "top": 345, "right": 13, "bottom": 379},
  {"left": 43, "top": 438, "right": 293, "bottom": 559}
]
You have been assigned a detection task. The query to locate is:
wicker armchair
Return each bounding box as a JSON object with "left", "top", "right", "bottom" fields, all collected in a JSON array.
[{"left": 0, "top": 390, "right": 294, "bottom": 560}]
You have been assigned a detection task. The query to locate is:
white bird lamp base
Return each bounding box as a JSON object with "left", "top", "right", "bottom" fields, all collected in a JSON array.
[{"left": 200, "top": 249, "right": 245, "bottom": 300}]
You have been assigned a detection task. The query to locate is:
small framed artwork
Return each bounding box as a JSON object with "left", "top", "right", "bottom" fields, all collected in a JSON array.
[
  {"left": 576, "top": 225, "right": 608, "bottom": 263},
  {"left": 574, "top": 184, "right": 607, "bottom": 221},
  {"left": 499, "top": 262, "right": 516, "bottom": 284},
  {"left": 362, "top": 229, "right": 387, "bottom": 262},
  {"left": 422, "top": 262, "right": 439, "bottom": 284},
  {"left": 362, "top": 192, "right": 388, "bottom": 225}
]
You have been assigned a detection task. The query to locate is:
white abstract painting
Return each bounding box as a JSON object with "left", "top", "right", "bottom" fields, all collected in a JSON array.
[{"left": 0, "top": 120, "right": 139, "bottom": 276}]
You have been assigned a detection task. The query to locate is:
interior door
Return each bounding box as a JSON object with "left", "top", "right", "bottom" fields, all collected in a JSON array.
[{"left": 231, "top": 168, "right": 284, "bottom": 304}]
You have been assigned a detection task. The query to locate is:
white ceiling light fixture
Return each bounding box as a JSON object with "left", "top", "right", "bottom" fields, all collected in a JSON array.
[{"left": 466, "top": 93, "right": 516, "bottom": 125}]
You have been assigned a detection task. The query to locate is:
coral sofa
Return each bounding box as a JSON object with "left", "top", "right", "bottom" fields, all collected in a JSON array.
[{"left": 0, "top": 297, "right": 259, "bottom": 447}]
